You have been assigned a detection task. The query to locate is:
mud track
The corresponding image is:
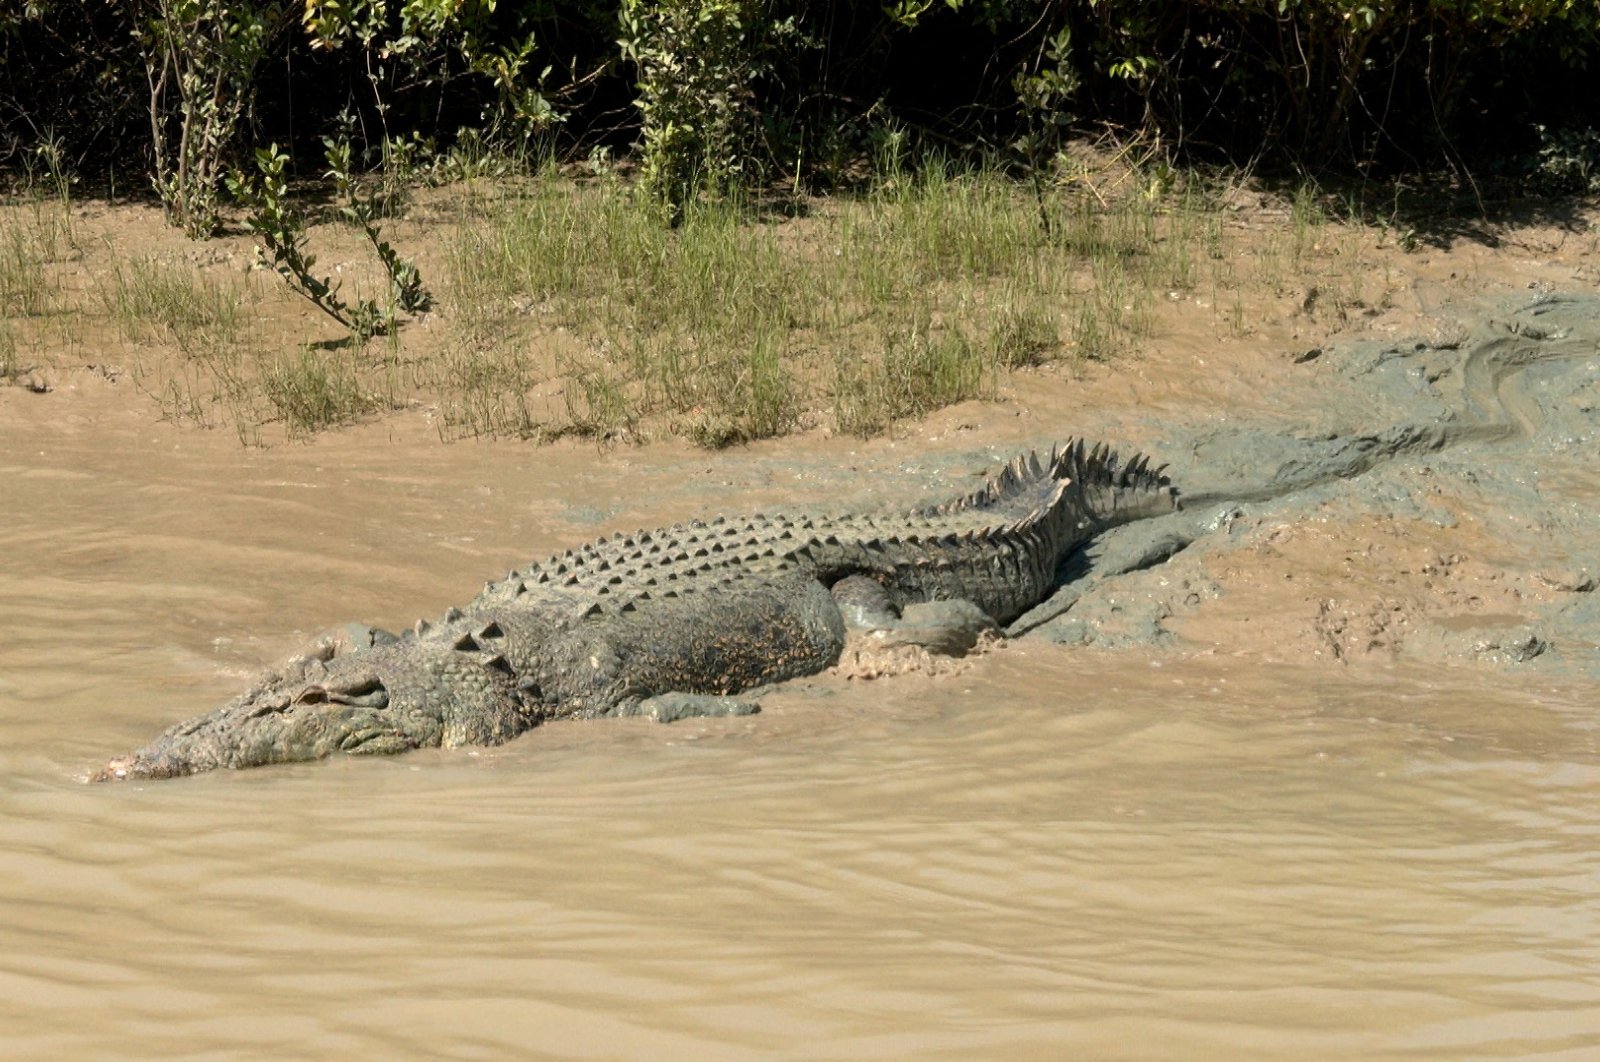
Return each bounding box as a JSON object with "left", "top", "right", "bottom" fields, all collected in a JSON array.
[{"left": 1015, "top": 292, "right": 1599, "bottom": 676}]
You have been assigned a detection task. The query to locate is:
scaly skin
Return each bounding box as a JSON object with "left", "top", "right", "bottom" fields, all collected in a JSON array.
[{"left": 92, "top": 439, "right": 1175, "bottom": 781}]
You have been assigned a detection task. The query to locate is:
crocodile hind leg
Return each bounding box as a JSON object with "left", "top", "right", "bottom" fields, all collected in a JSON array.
[
  {"left": 831, "top": 573, "right": 901, "bottom": 630},
  {"left": 618, "top": 692, "right": 764, "bottom": 722},
  {"left": 831, "top": 574, "right": 998, "bottom": 657}
]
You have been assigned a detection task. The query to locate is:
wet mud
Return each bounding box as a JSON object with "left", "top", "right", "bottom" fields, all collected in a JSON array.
[{"left": 1028, "top": 291, "right": 1600, "bottom": 678}]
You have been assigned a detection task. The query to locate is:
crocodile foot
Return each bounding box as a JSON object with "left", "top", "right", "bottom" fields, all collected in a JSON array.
[
  {"left": 619, "top": 692, "right": 763, "bottom": 723},
  {"left": 834, "top": 572, "right": 999, "bottom": 657}
]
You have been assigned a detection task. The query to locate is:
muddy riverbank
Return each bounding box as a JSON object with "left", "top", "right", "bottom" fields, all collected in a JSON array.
[{"left": 2, "top": 198, "right": 1599, "bottom": 1053}]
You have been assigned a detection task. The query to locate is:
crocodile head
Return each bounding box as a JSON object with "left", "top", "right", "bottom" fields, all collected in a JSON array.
[{"left": 91, "top": 633, "right": 531, "bottom": 782}]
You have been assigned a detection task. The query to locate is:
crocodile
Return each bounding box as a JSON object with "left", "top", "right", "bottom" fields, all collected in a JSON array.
[{"left": 92, "top": 439, "right": 1175, "bottom": 781}]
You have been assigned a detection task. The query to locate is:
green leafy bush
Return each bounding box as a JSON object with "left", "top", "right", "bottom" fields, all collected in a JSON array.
[
  {"left": 619, "top": 0, "right": 762, "bottom": 220},
  {"left": 228, "top": 141, "right": 430, "bottom": 342},
  {"left": 140, "top": 0, "right": 290, "bottom": 237},
  {"left": 1531, "top": 125, "right": 1600, "bottom": 194},
  {"left": 2, "top": 0, "right": 1598, "bottom": 238}
]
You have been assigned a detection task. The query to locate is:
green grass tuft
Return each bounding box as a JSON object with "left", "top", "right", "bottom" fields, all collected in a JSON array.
[
  {"left": 0, "top": 320, "right": 17, "bottom": 379},
  {"left": 96, "top": 256, "right": 242, "bottom": 347},
  {"left": 262, "top": 346, "right": 378, "bottom": 437},
  {"left": 0, "top": 206, "right": 74, "bottom": 316}
]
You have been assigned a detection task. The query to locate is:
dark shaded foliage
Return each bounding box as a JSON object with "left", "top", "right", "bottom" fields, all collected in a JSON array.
[{"left": 1, "top": 1, "right": 1595, "bottom": 206}]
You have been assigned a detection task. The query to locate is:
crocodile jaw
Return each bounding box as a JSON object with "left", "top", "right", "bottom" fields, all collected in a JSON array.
[{"left": 91, "top": 696, "right": 426, "bottom": 781}]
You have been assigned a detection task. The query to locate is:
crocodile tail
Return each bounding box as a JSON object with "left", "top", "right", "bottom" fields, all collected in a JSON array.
[
  {"left": 976, "top": 438, "right": 1178, "bottom": 549},
  {"left": 930, "top": 438, "right": 1174, "bottom": 519},
  {"left": 1045, "top": 437, "right": 1178, "bottom": 531},
  {"left": 929, "top": 445, "right": 1065, "bottom": 516},
  {"left": 1055, "top": 436, "right": 1174, "bottom": 493}
]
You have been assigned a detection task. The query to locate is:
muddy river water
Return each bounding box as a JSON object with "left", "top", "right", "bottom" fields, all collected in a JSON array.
[{"left": 4, "top": 294, "right": 1600, "bottom": 1055}]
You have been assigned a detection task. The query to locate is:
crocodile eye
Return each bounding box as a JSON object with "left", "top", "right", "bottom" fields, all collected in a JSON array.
[
  {"left": 333, "top": 679, "right": 390, "bottom": 708},
  {"left": 293, "top": 678, "right": 388, "bottom": 708}
]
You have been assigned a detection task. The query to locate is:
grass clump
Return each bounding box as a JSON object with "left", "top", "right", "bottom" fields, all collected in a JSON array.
[
  {"left": 677, "top": 330, "right": 797, "bottom": 447},
  {"left": 565, "top": 361, "right": 638, "bottom": 440},
  {"left": 446, "top": 182, "right": 807, "bottom": 440},
  {"left": 435, "top": 340, "right": 550, "bottom": 440},
  {"left": 838, "top": 163, "right": 1039, "bottom": 288},
  {"left": 98, "top": 254, "right": 257, "bottom": 426},
  {"left": 833, "top": 318, "right": 990, "bottom": 436},
  {"left": 0, "top": 205, "right": 75, "bottom": 317},
  {"left": 261, "top": 346, "right": 378, "bottom": 437},
  {"left": 988, "top": 297, "right": 1059, "bottom": 369},
  {"left": 446, "top": 160, "right": 1100, "bottom": 440},
  {"left": 0, "top": 320, "right": 17, "bottom": 379},
  {"left": 97, "top": 257, "right": 242, "bottom": 347}
]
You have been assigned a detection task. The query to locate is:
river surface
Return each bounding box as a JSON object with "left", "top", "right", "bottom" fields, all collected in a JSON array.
[{"left": 3, "top": 388, "right": 1599, "bottom": 1057}]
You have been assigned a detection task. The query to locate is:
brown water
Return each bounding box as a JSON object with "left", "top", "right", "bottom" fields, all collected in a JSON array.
[{"left": 4, "top": 395, "right": 1600, "bottom": 1056}]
